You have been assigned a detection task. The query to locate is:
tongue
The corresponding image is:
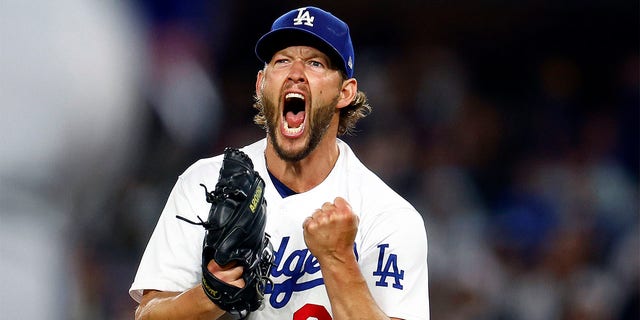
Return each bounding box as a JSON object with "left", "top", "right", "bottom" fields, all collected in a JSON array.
[{"left": 285, "top": 111, "right": 305, "bottom": 128}]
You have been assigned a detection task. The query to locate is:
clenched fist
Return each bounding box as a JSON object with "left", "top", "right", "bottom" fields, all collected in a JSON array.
[{"left": 302, "top": 197, "right": 359, "bottom": 265}]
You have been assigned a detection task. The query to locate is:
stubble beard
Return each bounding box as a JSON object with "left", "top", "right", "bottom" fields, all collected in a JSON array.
[{"left": 260, "top": 92, "right": 338, "bottom": 163}]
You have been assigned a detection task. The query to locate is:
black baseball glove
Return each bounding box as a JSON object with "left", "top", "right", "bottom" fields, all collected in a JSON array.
[{"left": 177, "top": 147, "right": 273, "bottom": 316}]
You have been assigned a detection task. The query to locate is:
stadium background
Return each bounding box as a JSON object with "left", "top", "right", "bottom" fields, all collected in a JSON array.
[{"left": 0, "top": 0, "right": 637, "bottom": 319}]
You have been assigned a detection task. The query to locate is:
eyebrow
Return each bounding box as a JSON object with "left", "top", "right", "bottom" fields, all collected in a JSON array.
[{"left": 272, "top": 48, "right": 337, "bottom": 70}]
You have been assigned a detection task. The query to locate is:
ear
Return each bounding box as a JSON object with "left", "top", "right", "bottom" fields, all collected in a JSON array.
[
  {"left": 255, "top": 68, "right": 265, "bottom": 94},
  {"left": 336, "top": 78, "right": 357, "bottom": 109}
]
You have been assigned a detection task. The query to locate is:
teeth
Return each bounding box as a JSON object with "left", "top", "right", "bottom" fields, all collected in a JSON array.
[
  {"left": 283, "top": 120, "right": 304, "bottom": 135},
  {"left": 285, "top": 92, "right": 304, "bottom": 100}
]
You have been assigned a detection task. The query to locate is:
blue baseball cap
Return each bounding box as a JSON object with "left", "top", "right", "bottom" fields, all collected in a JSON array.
[{"left": 255, "top": 7, "right": 355, "bottom": 78}]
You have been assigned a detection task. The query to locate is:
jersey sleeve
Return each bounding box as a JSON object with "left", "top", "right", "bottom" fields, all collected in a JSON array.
[
  {"left": 357, "top": 206, "right": 430, "bottom": 320},
  {"left": 129, "top": 175, "right": 207, "bottom": 302}
]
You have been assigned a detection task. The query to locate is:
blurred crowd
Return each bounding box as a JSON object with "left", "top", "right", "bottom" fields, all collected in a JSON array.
[{"left": 1, "top": 1, "right": 637, "bottom": 319}]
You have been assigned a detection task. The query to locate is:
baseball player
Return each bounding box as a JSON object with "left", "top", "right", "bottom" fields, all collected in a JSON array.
[{"left": 130, "top": 6, "right": 429, "bottom": 320}]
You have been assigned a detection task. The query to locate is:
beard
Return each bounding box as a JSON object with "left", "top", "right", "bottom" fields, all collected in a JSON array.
[{"left": 259, "top": 92, "right": 338, "bottom": 162}]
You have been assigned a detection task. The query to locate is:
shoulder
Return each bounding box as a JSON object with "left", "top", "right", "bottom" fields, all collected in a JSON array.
[
  {"left": 179, "top": 139, "right": 267, "bottom": 188},
  {"left": 338, "top": 140, "right": 423, "bottom": 223}
]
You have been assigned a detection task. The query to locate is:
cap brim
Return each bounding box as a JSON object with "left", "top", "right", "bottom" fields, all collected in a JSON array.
[{"left": 255, "top": 28, "right": 345, "bottom": 74}]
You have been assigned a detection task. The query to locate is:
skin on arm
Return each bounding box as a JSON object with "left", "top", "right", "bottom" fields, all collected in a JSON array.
[
  {"left": 303, "top": 197, "right": 402, "bottom": 320},
  {"left": 134, "top": 262, "right": 244, "bottom": 320}
]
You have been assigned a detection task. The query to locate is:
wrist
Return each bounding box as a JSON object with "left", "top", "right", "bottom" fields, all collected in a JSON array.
[
  {"left": 188, "top": 284, "right": 226, "bottom": 318},
  {"left": 317, "top": 249, "right": 358, "bottom": 273}
]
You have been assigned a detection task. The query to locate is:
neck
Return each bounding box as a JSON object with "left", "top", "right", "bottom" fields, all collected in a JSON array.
[{"left": 265, "top": 137, "right": 339, "bottom": 193}]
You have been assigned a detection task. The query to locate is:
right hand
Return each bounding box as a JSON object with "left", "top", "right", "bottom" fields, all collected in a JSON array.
[{"left": 207, "top": 260, "right": 246, "bottom": 288}]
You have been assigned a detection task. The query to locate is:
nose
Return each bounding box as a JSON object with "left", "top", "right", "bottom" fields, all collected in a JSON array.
[{"left": 287, "top": 60, "right": 306, "bottom": 83}]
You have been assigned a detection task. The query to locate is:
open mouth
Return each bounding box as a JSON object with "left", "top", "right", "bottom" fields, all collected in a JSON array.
[{"left": 282, "top": 92, "right": 306, "bottom": 137}]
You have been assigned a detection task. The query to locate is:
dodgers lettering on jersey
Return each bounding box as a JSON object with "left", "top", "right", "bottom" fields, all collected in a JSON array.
[
  {"left": 265, "top": 236, "right": 407, "bottom": 310},
  {"left": 266, "top": 236, "right": 323, "bottom": 308},
  {"left": 265, "top": 237, "right": 365, "bottom": 308}
]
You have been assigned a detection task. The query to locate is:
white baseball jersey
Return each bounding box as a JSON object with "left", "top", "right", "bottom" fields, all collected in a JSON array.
[{"left": 130, "top": 138, "right": 429, "bottom": 319}]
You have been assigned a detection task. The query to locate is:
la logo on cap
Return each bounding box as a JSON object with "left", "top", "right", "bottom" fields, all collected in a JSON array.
[{"left": 293, "top": 8, "right": 314, "bottom": 27}]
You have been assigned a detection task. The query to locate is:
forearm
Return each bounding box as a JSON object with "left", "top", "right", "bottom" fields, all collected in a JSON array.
[
  {"left": 319, "top": 253, "right": 390, "bottom": 320},
  {"left": 135, "top": 285, "right": 225, "bottom": 320}
]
